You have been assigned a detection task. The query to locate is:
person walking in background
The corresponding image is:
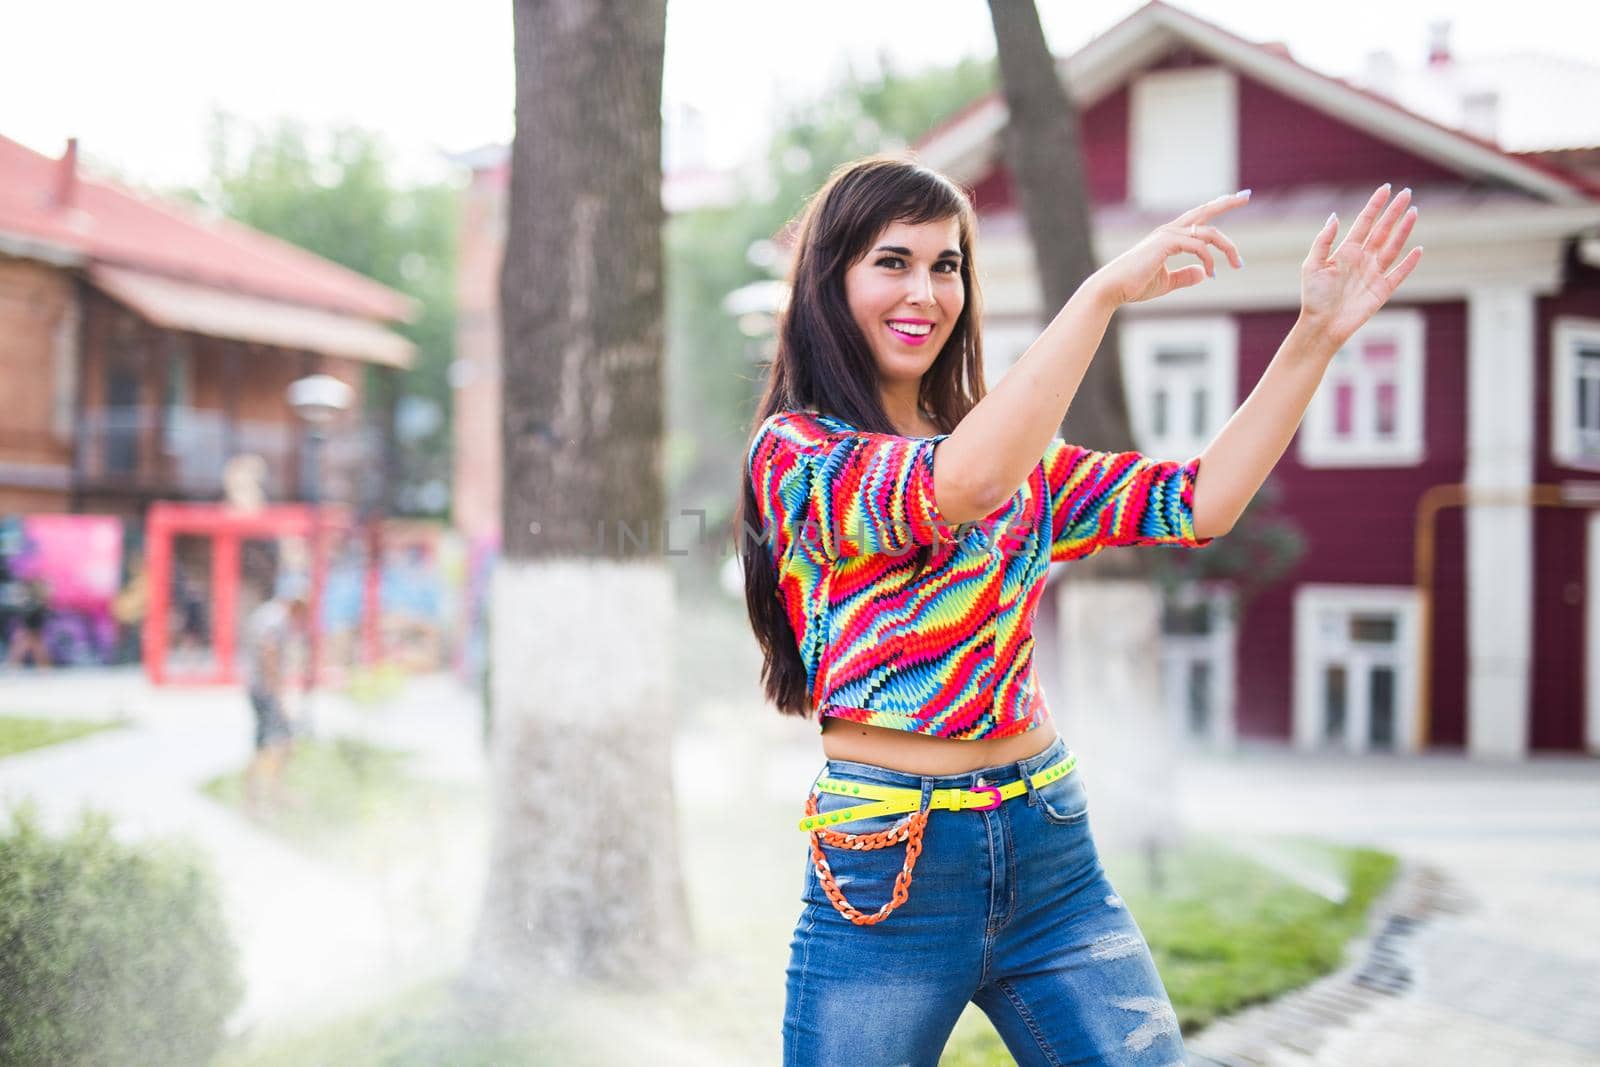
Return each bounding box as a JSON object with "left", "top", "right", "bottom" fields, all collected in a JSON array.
[
  {"left": 242, "top": 582, "right": 310, "bottom": 815},
  {"left": 739, "top": 155, "right": 1420, "bottom": 1065},
  {"left": 4, "top": 579, "right": 53, "bottom": 669},
  {"left": 110, "top": 558, "right": 147, "bottom": 666}
]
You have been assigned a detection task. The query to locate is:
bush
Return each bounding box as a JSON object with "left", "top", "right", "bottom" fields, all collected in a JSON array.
[{"left": 0, "top": 802, "right": 244, "bottom": 1066}]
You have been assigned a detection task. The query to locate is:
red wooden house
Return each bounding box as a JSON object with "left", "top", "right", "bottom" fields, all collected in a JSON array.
[{"left": 914, "top": 2, "right": 1600, "bottom": 757}]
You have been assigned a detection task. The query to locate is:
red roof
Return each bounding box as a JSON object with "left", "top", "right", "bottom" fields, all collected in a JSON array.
[{"left": 0, "top": 134, "right": 412, "bottom": 322}]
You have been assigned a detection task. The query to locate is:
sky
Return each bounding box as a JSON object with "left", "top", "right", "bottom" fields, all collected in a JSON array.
[{"left": 4, "top": 0, "right": 1599, "bottom": 191}]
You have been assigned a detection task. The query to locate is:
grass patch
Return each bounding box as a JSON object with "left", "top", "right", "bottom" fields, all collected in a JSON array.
[
  {"left": 215, "top": 978, "right": 552, "bottom": 1067},
  {"left": 0, "top": 714, "right": 123, "bottom": 758},
  {"left": 213, "top": 836, "right": 1398, "bottom": 1067},
  {"left": 344, "top": 663, "right": 409, "bottom": 707},
  {"left": 200, "top": 734, "right": 477, "bottom": 873},
  {"left": 940, "top": 836, "right": 1399, "bottom": 1064}
]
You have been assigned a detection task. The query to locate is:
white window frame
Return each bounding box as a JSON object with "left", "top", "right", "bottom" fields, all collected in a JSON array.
[
  {"left": 981, "top": 316, "right": 1043, "bottom": 389},
  {"left": 51, "top": 289, "right": 82, "bottom": 442},
  {"left": 1292, "top": 584, "right": 1421, "bottom": 754},
  {"left": 1298, "top": 309, "right": 1425, "bottom": 468},
  {"left": 1159, "top": 580, "right": 1237, "bottom": 751},
  {"left": 162, "top": 334, "right": 192, "bottom": 454},
  {"left": 1130, "top": 67, "right": 1239, "bottom": 210},
  {"left": 1120, "top": 316, "right": 1237, "bottom": 460},
  {"left": 1551, "top": 317, "right": 1600, "bottom": 471}
]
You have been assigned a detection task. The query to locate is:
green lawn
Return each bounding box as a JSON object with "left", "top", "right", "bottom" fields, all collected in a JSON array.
[
  {"left": 199, "top": 733, "right": 479, "bottom": 874},
  {"left": 939, "top": 837, "right": 1398, "bottom": 1064},
  {"left": 215, "top": 980, "right": 542, "bottom": 1067},
  {"left": 0, "top": 714, "right": 123, "bottom": 758},
  {"left": 216, "top": 836, "right": 1398, "bottom": 1067}
]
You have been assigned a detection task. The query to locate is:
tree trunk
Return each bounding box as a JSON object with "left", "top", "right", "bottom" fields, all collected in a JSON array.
[
  {"left": 986, "top": 1, "right": 1178, "bottom": 880},
  {"left": 463, "top": 0, "right": 690, "bottom": 1007}
]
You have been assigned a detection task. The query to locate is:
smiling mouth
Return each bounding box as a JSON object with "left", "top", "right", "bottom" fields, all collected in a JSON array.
[{"left": 886, "top": 321, "right": 934, "bottom": 341}]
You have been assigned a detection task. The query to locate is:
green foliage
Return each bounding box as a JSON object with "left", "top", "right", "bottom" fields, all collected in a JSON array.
[
  {"left": 0, "top": 715, "right": 122, "bottom": 758},
  {"left": 0, "top": 802, "right": 243, "bottom": 1066},
  {"left": 195, "top": 111, "right": 460, "bottom": 517},
  {"left": 1150, "top": 472, "right": 1308, "bottom": 620}
]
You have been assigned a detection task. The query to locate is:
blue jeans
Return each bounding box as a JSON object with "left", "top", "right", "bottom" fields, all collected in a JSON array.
[{"left": 783, "top": 736, "right": 1188, "bottom": 1066}]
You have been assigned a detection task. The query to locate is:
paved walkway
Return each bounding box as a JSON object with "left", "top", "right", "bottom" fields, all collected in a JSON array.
[
  {"left": 3, "top": 669, "right": 1596, "bottom": 1064},
  {"left": 1174, "top": 751, "right": 1600, "bottom": 1066},
  {"left": 0, "top": 668, "right": 490, "bottom": 1035}
]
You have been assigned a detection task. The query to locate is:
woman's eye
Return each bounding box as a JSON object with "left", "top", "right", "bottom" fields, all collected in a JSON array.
[{"left": 874, "top": 257, "right": 961, "bottom": 273}]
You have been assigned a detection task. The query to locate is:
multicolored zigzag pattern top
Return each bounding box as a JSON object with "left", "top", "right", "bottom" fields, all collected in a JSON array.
[{"left": 747, "top": 409, "right": 1214, "bottom": 740}]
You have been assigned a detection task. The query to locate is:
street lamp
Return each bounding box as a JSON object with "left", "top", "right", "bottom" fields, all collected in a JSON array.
[
  {"left": 286, "top": 373, "right": 352, "bottom": 721},
  {"left": 287, "top": 374, "right": 353, "bottom": 505}
]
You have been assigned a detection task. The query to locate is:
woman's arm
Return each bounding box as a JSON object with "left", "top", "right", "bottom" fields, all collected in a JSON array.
[
  {"left": 932, "top": 191, "right": 1249, "bottom": 524},
  {"left": 1188, "top": 320, "right": 1337, "bottom": 538},
  {"left": 1191, "top": 186, "right": 1422, "bottom": 537}
]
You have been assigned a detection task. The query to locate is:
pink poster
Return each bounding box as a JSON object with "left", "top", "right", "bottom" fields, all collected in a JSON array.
[{"left": 13, "top": 514, "right": 123, "bottom": 613}]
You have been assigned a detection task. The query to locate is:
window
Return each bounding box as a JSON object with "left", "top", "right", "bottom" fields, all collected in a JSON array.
[
  {"left": 1293, "top": 585, "right": 1420, "bottom": 753},
  {"left": 1120, "top": 317, "right": 1237, "bottom": 459},
  {"left": 162, "top": 335, "right": 192, "bottom": 454},
  {"left": 1552, "top": 318, "right": 1600, "bottom": 470},
  {"left": 51, "top": 291, "right": 80, "bottom": 442},
  {"left": 981, "top": 317, "right": 1042, "bottom": 388},
  {"left": 1159, "top": 581, "right": 1236, "bottom": 749},
  {"left": 1130, "top": 67, "right": 1239, "bottom": 209},
  {"left": 1299, "top": 310, "right": 1425, "bottom": 466}
]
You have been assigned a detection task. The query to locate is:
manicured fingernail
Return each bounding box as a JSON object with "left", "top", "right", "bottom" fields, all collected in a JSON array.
[
  {"left": 1327, "top": 212, "right": 1338, "bottom": 226},
  {"left": 1380, "top": 182, "right": 1392, "bottom": 191},
  {"left": 1236, "top": 188, "right": 1252, "bottom": 199},
  {"left": 1401, "top": 187, "right": 1412, "bottom": 197}
]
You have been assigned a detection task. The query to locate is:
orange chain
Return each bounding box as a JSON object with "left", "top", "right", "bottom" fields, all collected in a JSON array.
[{"left": 803, "top": 791, "right": 930, "bottom": 926}]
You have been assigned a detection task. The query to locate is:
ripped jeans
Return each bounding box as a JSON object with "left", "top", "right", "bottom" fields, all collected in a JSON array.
[{"left": 782, "top": 736, "right": 1188, "bottom": 1067}]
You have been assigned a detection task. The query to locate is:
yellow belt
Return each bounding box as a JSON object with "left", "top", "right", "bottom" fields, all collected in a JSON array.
[{"left": 798, "top": 751, "right": 1078, "bottom": 832}]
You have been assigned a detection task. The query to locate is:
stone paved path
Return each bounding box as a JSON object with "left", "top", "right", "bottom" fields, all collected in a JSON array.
[{"left": 1174, "top": 751, "right": 1600, "bottom": 1066}]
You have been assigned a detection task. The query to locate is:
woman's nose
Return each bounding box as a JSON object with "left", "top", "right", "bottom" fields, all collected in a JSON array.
[{"left": 905, "top": 271, "right": 935, "bottom": 305}]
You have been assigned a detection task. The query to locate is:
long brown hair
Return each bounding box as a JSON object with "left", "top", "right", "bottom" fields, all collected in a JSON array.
[{"left": 737, "top": 154, "right": 989, "bottom": 718}]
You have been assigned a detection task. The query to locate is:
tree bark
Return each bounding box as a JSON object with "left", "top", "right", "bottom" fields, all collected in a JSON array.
[
  {"left": 986, "top": 1, "right": 1178, "bottom": 875},
  {"left": 464, "top": 0, "right": 691, "bottom": 1007}
]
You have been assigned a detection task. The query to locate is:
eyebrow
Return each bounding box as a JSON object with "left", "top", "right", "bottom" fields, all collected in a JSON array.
[{"left": 874, "top": 245, "right": 963, "bottom": 260}]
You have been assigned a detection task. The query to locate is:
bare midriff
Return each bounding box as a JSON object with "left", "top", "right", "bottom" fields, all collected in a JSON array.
[{"left": 820, "top": 716, "right": 1060, "bottom": 776}]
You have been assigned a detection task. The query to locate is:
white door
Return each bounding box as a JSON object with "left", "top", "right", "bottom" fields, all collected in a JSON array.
[
  {"left": 1160, "top": 582, "right": 1236, "bottom": 749},
  {"left": 1294, "top": 586, "right": 1420, "bottom": 753}
]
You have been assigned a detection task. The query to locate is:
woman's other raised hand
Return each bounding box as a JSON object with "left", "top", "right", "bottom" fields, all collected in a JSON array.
[
  {"left": 1086, "top": 189, "right": 1251, "bottom": 307},
  {"left": 1299, "top": 184, "right": 1422, "bottom": 347}
]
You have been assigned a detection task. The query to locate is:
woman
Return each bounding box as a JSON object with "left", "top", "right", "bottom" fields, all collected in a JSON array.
[{"left": 739, "top": 155, "right": 1419, "bottom": 1065}]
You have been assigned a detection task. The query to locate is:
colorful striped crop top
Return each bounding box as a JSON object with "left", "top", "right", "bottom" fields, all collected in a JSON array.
[{"left": 747, "top": 409, "right": 1214, "bottom": 740}]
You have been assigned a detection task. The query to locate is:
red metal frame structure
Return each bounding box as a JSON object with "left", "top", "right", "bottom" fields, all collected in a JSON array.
[{"left": 142, "top": 501, "right": 364, "bottom": 686}]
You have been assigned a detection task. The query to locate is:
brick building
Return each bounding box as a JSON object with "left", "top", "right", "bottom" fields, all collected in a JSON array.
[{"left": 0, "top": 134, "right": 415, "bottom": 518}]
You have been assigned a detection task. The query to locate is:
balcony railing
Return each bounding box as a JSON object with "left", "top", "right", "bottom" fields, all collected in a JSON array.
[{"left": 75, "top": 406, "right": 384, "bottom": 504}]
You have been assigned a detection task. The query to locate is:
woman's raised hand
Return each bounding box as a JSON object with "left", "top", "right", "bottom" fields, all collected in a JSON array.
[
  {"left": 1299, "top": 184, "right": 1422, "bottom": 347},
  {"left": 1087, "top": 190, "right": 1251, "bottom": 307}
]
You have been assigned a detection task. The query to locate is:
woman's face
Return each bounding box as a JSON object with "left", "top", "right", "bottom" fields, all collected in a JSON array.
[{"left": 842, "top": 216, "right": 965, "bottom": 392}]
